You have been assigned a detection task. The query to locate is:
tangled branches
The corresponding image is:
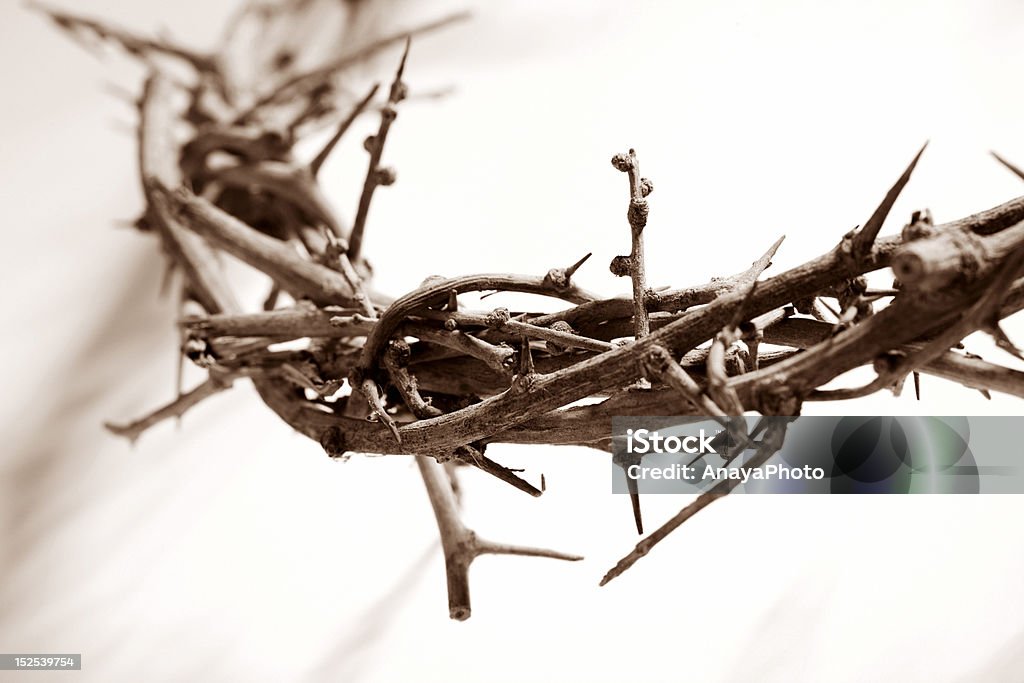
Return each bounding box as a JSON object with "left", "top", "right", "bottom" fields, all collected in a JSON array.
[{"left": 38, "top": 2, "right": 1024, "bottom": 621}]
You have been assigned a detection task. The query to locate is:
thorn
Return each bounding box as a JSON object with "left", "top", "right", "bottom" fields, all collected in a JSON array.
[
  {"left": 565, "top": 252, "right": 592, "bottom": 278},
  {"left": 447, "top": 289, "right": 458, "bottom": 312},
  {"left": 545, "top": 252, "right": 593, "bottom": 290},
  {"left": 913, "top": 371, "right": 921, "bottom": 400},
  {"left": 309, "top": 82, "right": 380, "bottom": 177},
  {"left": 979, "top": 388, "right": 993, "bottom": 400},
  {"left": 627, "top": 476, "right": 643, "bottom": 534},
  {"left": 395, "top": 36, "right": 412, "bottom": 84},
  {"left": 459, "top": 446, "right": 542, "bottom": 496},
  {"left": 519, "top": 335, "right": 534, "bottom": 376},
  {"left": 991, "top": 151, "right": 1024, "bottom": 182},
  {"left": 263, "top": 284, "right": 280, "bottom": 311},
  {"left": 852, "top": 142, "right": 928, "bottom": 259},
  {"left": 988, "top": 323, "right": 1024, "bottom": 362},
  {"left": 541, "top": 473, "right": 547, "bottom": 492}
]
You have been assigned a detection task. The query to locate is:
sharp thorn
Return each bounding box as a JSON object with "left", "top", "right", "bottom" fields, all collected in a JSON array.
[
  {"left": 991, "top": 151, "right": 1024, "bottom": 182},
  {"left": 854, "top": 142, "right": 928, "bottom": 257},
  {"left": 565, "top": 252, "right": 593, "bottom": 278},
  {"left": 627, "top": 476, "right": 643, "bottom": 535}
]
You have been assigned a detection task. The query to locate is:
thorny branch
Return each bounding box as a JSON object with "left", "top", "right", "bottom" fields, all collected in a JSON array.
[{"left": 40, "top": 2, "right": 1024, "bottom": 620}]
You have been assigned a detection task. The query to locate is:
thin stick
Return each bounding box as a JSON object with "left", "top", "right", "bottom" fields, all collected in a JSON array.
[
  {"left": 348, "top": 39, "right": 410, "bottom": 262},
  {"left": 105, "top": 377, "right": 230, "bottom": 443},
  {"left": 611, "top": 149, "right": 653, "bottom": 339}
]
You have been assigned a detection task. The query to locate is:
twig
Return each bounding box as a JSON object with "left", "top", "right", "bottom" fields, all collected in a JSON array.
[
  {"left": 152, "top": 181, "right": 357, "bottom": 306},
  {"left": 32, "top": 3, "right": 217, "bottom": 74},
  {"left": 610, "top": 149, "right": 654, "bottom": 340},
  {"left": 309, "top": 83, "right": 380, "bottom": 177},
  {"left": 600, "top": 418, "right": 791, "bottom": 586},
  {"left": 105, "top": 376, "right": 231, "bottom": 443},
  {"left": 416, "top": 456, "right": 581, "bottom": 620},
  {"left": 236, "top": 12, "right": 471, "bottom": 121},
  {"left": 348, "top": 39, "right": 409, "bottom": 262}
]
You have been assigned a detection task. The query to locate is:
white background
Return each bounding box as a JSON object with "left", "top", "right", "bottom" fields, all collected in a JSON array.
[{"left": 2, "top": 1, "right": 1024, "bottom": 681}]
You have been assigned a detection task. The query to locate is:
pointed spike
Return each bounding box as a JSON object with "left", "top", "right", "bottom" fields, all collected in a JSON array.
[
  {"left": 991, "top": 151, "right": 1024, "bottom": 182},
  {"left": 913, "top": 371, "right": 921, "bottom": 400},
  {"left": 463, "top": 449, "right": 542, "bottom": 496},
  {"left": 396, "top": 36, "right": 412, "bottom": 80},
  {"left": 447, "top": 289, "right": 459, "bottom": 312},
  {"left": 475, "top": 539, "right": 583, "bottom": 561},
  {"left": 309, "top": 82, "right": 380, "bottom": 177},
  {"left": 853, "top": 142, "right": 928, "bottom": 258},
  {"left": 627, "top": 476, "right": 643, "bottom": 535},
  {"left": 989, "top": 323, "right": 1024, "bottom": 362},
  {"left": 565, "top": 252, "right": 593, "bottom": 278},
  {"left": 519, "top": 335, "right": 534, "bottom": 376},
  {"left": 754, "top": 235, "right": 786, "bottom": 274},
  {"left": 979, "top": 388, "right": 993, "bottom": 400}
]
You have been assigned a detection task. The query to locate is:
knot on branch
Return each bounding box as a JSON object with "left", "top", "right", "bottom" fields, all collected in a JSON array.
[
  {"left": 363, "top": 135, "right": 377, "bottom": 152},
  {"left": 373, "top": 166, "right": 397, "bottom": 186},
  {"left": 609, "top": 254, "right": 631, "bottom": 277},
  {"left": 183, "top": 337, "right": 216, "bottom": 368},
  {"left": 628, "top": 198, "right": 649, "bottom": 231},
  {"left": 387, "top": 338, "right": 412, "bottom": 367},
  {"left": 610, "top": 152, "right": 633, "bottom": 172},
  {"left": 390, "top": 81, "right": 409, "bottom": 103},
  {"left": 892, "top": 230, "right": 986, "bottom": 292},
  {"left": 753, "top": 385, "right": 803, "bottom": 416},
  {"left": 872, "top": 351, "right": 906, "bottom": 375},
  {"left": 902, "top": 208, "right": 936, "bottom": 242},
  {"left": 484, "top": 307, "right": 511, "bottom": 329},
  {"left": 827, "top": 276, "right": 868, "bottom": 309},
  {"left": 545, "top": 320, "right": 576, "bottom": 355},
  {"left": 639, "top": 177, "right": 654, "bottom": 197},
  {"left": 641, "top": 344, "right": 673, "bottom": 376}
]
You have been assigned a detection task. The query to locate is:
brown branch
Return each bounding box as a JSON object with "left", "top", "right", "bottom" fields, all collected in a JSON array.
[
  {"left": 236, "top": 11, "right": 471, "bottom": 122},
  {"left": 610, "top": 149, "right": 653, "bottom": 340},
  {"left": 310, "top": 83, "right": 380, "bottom": 177},
  {"left": 600, "top": 418, "right": 792, "bottom": 586},
  {"left": 46, "top": 2, "right": 1024, "bottom": 621},
  {"left": 347, "top": 39, "right": 409, "bottom": 262},
  {"left": 105, "top": 376, "right": 231, "bottom": 443},
  {"left": 416, "top": 456, "right": 581, "bottom": 620},
  {"left": 32, "top": 3, "right": 217, "bottom": 74},
  {"left": 151, "top": 181, "right": 357, "bottom": 306}
]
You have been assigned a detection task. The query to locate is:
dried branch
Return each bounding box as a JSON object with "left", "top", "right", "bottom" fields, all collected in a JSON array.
[
  {"left": 105, "top": 376, "right": 231, "bottom": 443},
  {"left": 416, "top": 456, "right": 581, "bottom": 621},
  {"left": 348, "top": 40, "right": 409, "bottom": 262},
  {"left": 610, "top": 149, "right": 654, "bottom": 340},
  {"left": 48, "top": 2, "right": 1024, "bottom": 619},
  {"left": 310, "top": 83, "right": 380, "bottom": 177},
  {"left": 600, "top": 418, "right": 792, "bottom": 586}
]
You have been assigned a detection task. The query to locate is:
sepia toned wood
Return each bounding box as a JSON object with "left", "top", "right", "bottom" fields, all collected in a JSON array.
[{"left": 38, "top": 1, "right": 1024, "bottom": 618}]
